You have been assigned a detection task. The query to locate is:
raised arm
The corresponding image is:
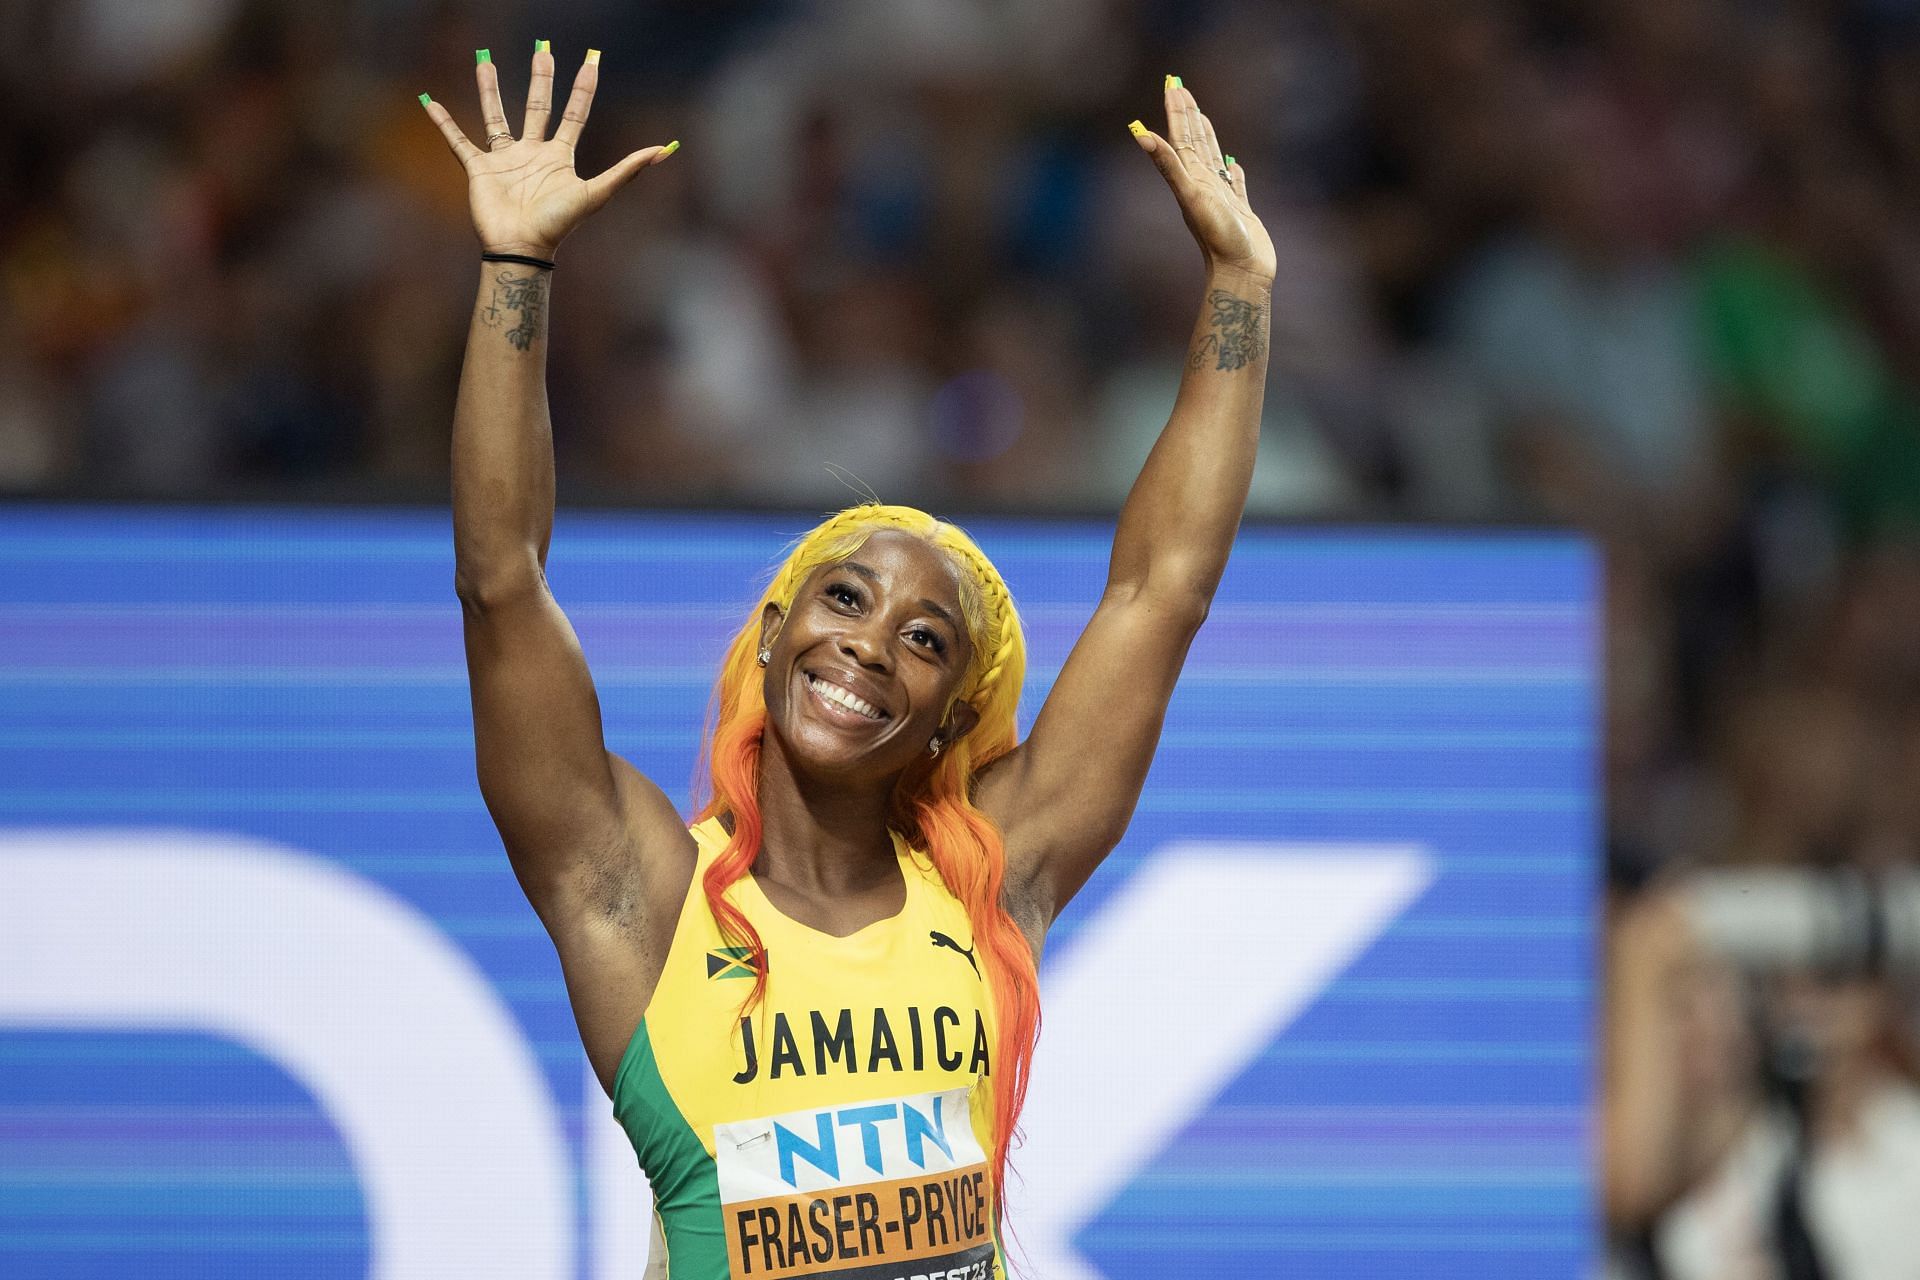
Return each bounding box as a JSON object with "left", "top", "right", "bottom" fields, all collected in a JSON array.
[
  {"left": 423, "top": 46, "right": 684, "bottom": 1085},
  {"left": 979, "top": 78, "right": 1274, "bottom": 926}
]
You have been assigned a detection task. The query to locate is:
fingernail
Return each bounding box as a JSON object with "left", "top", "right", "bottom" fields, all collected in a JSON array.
[
  {"left": 418, "top": 92, "right": 432, "bottom": 106},
  {"left": 586, "top": 48, "right": 602, "bottom": 64},
  {"left": 1127, "top": 119, "right": 1147, "bottom": 138},
  {"left": 661, "top": 139, "right": 680, "bottom": 157},
  {"left": 534, "top": 38, "right": 550, "bottom": 54},
  {"left": 1225, "top": 154, "right": 1236, "bottom": 167},
  {"left": 476, "top": 48, "right": 491, "bottom": 64},
  {"left": 1166, "top": 74, "right": 1182, "bottom": 90}
]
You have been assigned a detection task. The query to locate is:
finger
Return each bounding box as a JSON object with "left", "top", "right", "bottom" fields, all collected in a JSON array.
[
  {"left": 524, "top": 39, "right": 556, "bottom": 139},
  {"left": 583, "top": 141, "right": 678, "bottom": 213},
  {"left": 474, "top": 50, "right": 513, "bottom": 149},
  {"left": 1189, "top": 89, "right": 1226, "bottom": 169},
  {"left": 1175, "top": 89, "right": 1213, "bottom": 178},
  {"left": 553, "top": 48, "right": 601, "bottom": 150},
  {"left": 419, "top": 94, "right": 481, "bottom": 166},
  {"left": 1227, "top": 155, "right": 1247, "bottom": 203},
  {"left": 1127, "top": 122, "right": 1196, "bottom": 199},
  {"left": 1162, "top": 75, "right": 1197, "bottom": 171}
]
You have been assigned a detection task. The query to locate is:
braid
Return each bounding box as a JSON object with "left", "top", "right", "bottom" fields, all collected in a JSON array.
[{"left": 954, "top": 542, "right": 1019, "bottom": 703}]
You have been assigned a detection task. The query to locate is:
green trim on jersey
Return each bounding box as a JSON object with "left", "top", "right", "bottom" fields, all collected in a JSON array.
[{"left": 613, "top": 1021, "right": 726, "bottom": 1276}]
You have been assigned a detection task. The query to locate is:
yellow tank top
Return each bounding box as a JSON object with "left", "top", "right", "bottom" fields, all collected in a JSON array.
[{"left": 612, "top": 817, "right": 1003, "bottom": 1280}]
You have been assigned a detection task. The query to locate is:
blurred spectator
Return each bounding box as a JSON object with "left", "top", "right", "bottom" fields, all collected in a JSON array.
[{"left": 1605, "top": 892, "right": 1920, "bottom": 1280}]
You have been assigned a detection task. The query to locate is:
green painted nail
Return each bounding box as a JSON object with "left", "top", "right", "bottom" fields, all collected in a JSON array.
[
  {"left": 534, "top": 38, "right": 550, "bottom": 53},
  {"left": 417, "top": 92, "right": 431, "bottom": 106},
  {"left": 475, "top": 48, "right": 491, "bottom": 64},
  {"left": 1225, "top": 154, "right": 1236, "bottom": 166}
]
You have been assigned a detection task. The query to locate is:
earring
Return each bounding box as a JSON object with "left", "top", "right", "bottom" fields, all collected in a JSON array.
[
  {"left": 928, "top": 737, "right": 942, "bottom": 758},
  {"left": 757, "top": 647, "right": 771, "bottom": 666}
]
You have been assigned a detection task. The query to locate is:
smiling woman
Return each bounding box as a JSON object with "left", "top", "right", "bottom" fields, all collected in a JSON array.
[
  {"left": 426, "top": 42, "right": 1271, "bottom": 1280},
  {"left": 689, "top": 509, "right": 1036, "bottom": 1262}
]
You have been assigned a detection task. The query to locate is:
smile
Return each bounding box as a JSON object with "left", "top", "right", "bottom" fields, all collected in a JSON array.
[{"left": 805, "top": 673, "right": 888, "bottom": 721}]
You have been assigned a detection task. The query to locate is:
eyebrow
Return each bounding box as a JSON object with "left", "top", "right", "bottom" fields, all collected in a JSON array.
[{"left": 840, "top": 561, "right": 962, "bottom": 632}]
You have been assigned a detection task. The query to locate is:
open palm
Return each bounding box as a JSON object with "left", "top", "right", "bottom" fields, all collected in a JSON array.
[
  {"left": 1131, "top": 79, "right": 1277, "bottom": 283},
  {"left": 421, "top": 46, "right": 674, "bottom": 258}
]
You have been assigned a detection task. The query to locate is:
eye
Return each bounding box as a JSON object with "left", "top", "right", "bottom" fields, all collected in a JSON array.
[
  {"left": 825, "top": 581, "right": 861, "bottom": 608},
  {"left": 908, "top": 626, "right": 947, "bottom": 654}
]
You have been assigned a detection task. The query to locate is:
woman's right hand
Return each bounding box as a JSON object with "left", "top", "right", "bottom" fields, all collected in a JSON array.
[{"left": 420, "top": 44, "right": 675, "bottom": 258}]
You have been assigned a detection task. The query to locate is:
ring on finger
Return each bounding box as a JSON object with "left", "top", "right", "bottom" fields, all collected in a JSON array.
[
  {"left": 1217, "top": 167, "right": 1231, "bottom": 181},
  {"left": 486, "top": 131, "right": 513, "bottom": 147}
]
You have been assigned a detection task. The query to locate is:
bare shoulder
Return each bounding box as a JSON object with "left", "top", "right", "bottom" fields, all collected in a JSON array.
[{"left": 551, "top": 754, "right": 702, "bottom": 1094}]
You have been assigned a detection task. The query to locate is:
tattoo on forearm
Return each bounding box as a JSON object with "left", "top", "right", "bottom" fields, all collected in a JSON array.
[
  {"left": 1188, "top": 289, "right": 1268, "bottom": 372},
  {"left": 478, "top": 270, "right": 549, "bottom": 351}
]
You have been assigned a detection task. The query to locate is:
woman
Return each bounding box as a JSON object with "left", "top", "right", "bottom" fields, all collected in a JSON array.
[{"left": 423, "top": 43, "right": 1273, "bottom": 1279}]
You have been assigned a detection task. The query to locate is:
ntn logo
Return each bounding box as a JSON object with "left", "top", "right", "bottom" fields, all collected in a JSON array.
[{"left": 772, "top": 1093, "right": 958, "bottom": 1186}]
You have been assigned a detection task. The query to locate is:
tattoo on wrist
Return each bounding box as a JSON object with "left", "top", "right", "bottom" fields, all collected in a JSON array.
[
  {"left": 1188, "top": 289, "right": 1268, "bottom": 372},
  {"left": 478, "top": 269, "right": 549, "bottom": 351}
]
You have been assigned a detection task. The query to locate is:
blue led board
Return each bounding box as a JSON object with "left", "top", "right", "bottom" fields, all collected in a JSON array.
[{"left": 0, "top": 505, "right": 1596, "bottom": 1278}]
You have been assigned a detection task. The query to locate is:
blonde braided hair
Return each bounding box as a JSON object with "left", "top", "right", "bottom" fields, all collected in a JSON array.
[
  {"left": 944, "top": 534, "right": 1021, "bottom": 706},
  {"left": 692, "top": 502, "right": 1037, "bottom": 1237}
]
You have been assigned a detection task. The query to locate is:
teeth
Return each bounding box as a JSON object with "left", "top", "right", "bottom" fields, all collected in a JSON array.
[{"left": 808, "top": 675, "right": 884, "bottom": 720}]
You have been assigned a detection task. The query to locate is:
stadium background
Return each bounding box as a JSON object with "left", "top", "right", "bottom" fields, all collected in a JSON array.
[{"left": 5, "top": 0, "right": 1920, "bottom": 1277}]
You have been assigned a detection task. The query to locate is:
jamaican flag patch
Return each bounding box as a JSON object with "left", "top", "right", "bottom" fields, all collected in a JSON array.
[{"left": 707, "top": 946, "right": 766, "bottom": 980}]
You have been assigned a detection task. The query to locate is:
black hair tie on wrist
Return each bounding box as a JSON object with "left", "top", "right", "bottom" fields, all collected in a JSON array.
[{"left": 481, "top": 251, "right": 556, "bottom": 271}]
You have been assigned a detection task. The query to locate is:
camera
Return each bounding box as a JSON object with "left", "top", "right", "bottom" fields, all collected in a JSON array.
[{"left": 1682, "top": 869, "right": 1920, "bottom": 976}]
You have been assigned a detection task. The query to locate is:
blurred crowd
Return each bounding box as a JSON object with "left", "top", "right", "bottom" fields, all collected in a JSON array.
[{"left": 8, "top": 0, "right": 1920, "bottom": 1274}]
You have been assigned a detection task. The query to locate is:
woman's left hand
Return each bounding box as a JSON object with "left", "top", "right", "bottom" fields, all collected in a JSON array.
[{"left": 1130, "top": 78, "right": 1276, "bottom": 285}]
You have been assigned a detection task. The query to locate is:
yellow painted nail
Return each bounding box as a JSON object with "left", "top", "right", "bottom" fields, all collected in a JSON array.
[
  {"left": 534, "top": 38, "right": 550, "bottom": 53},
  {"left": 1127, "top": 119, "right": 1147, "bottom": 137},
  {"left": 661, "top": 139, "right": 680, "bottom": 157},
  {"left": 586, "top": 48, "right": 602, "bottom": 64},
  {"left": 1166, "top": 74, "right": 1182, "bottom": 90}
]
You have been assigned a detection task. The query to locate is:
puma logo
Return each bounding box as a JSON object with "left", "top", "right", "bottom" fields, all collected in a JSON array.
[{"left": 929, "top": 929, "right": 979, "bottom": 977}]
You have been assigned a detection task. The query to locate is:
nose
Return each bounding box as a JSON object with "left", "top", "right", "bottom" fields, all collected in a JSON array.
[{"left": 839, "top": 617, "right": 892, "bottom": 671}]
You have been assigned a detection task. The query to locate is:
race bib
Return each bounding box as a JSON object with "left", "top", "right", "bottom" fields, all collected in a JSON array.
[{"left": 714, "top": 1088, "right": 996, "bottom": 1280}]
